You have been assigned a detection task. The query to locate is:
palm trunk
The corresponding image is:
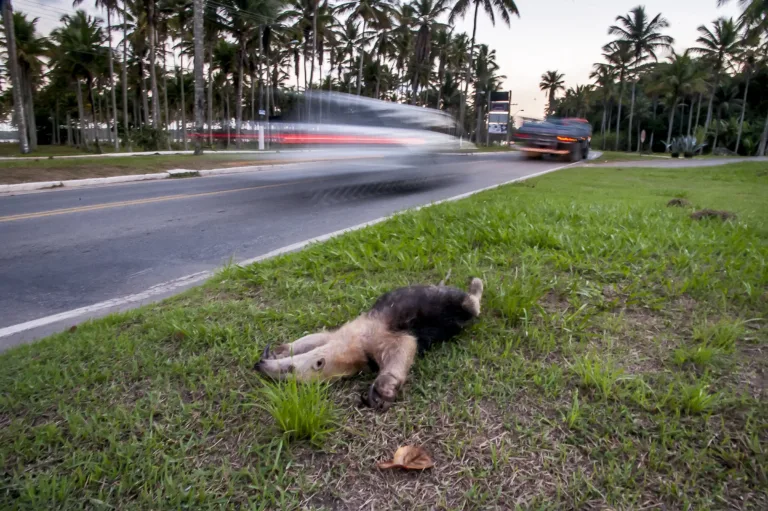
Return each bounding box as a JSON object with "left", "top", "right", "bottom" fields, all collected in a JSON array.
[
  {"left": 627, "top": 79, "right": 636, "bottom": 151},
  {"left": 688, "top": 98, "right": 693, "bottom": 137},
  {"left": 459, "top": 3, "right": 480, "bottom": 136},
  {"left": 258, "top": 27, "right": 264, "bottom": 116},
  {"left": 600, "top": 99, "right": 607, "bottom": 139},
  {"left": 193, "top": 0, "right": 205, "bottom": 155},
  {"left": 54, "top": 102, "right": 59, "bottom": 144},
  {"left": 713, "top": 108, "right": 721, "bottom": 151},
  {"left": 162, "top": 46, "right": 171, "bottom": 150},
  {"left": 649, "top": 96, "right": 657, "bottom": 152},
  {"left": 758, "top": 110, "right": 768, "bottom": 156},
  {"left": 87, "top": 75, "right": 102, "bottom": 153},
  {"left": 474, "top": 90, "right": 483, "bottom": 143},
  {"left": 614, "top": 79, "right": 624, "bottom": 151},
  {"left": 704, "top": 72, "right": 718, "bottom": 133},
  {"left": 207, "top": 43, "right": 214, "bottom": 145},
  {"left": 225, "top": 88, "right": 231, "bottom": 149},
  {"left": 180, "top": 52, "right": 188, "bottom": 150},
  {"left": 735, "top": 72, "right": 750, "bottom": 154},
  {"left": 23, "top": 70, "right": 37, "bottom": 149},
  {"left": 436, "top": 54, "right": 445, "bottom": 110},
  {"left": 148, "top": 0, "right": 160, "bottom": 128},
  {"left": 604, "top": 101, "right": 612, "bottom": 150},
  {"left": 122, "top": 4, "right": 130, "bottom": 150},
  {"left": 106, "top": 9, "right": 119, "bottom": 149},
  {"left": 356, "top": 19, "right": 367, "bottom": 95},
  {"left": 694, "top": 92, "right": 702, "bottom": 132},
  {"left": 75, "top": 79, "right": 88, "bottom": 149},
  {"left": 666, "top": 98, "right": 677, "bottom": 150},
  {"left": 309, "top": 2, "right": 318, "bottom": 94},
  {"left": 2, "top": 0, "right": 29, "bottom": 153},
  {"left": 250, "top": 65, "right": 256, "bottom": 126},
  {"left": 66, "top": 112, "right": 72, "bottom": 146},
  {"left": 236, "top": 40, "right": 245, "bottom": 148},
  {"left": 140, "top": 73, "right": 150, "bottom": 125}
]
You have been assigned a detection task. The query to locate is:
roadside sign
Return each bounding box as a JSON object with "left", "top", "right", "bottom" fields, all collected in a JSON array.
[{"left": 259, "top": 109, "right": 266, "bottom": 116}]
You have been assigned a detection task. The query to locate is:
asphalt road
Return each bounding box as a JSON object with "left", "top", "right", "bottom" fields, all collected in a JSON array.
[{"left": 0, "top": 152, "right": 572, "bottom": 348}]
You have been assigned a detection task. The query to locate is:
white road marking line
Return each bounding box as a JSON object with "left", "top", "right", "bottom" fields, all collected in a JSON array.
[{"left": 0, "top": 161, "right": 578, "bottom": 343}]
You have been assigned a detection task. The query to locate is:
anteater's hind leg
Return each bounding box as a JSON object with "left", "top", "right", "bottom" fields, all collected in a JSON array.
[
  {"left": 265, "top": 332, "right": 331, "bottom": 360},
  {"left": 362, "top": 333, "right": 418, "bottom": 411}
]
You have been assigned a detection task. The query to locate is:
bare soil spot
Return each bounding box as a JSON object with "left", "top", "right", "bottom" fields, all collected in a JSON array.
[{"left": 690, "top": 209, "right": 737, "bottom": 221}]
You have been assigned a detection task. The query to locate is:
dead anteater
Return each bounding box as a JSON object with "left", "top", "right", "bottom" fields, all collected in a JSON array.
[
  {"left": 254, "top": 278, "right": 484, "bottom": 411},
  {"left": 667, "top": 198, "right": 691, "bottom": 207},
  {"left": 690, "top": 209, "right": 736, "bottom": 221}
]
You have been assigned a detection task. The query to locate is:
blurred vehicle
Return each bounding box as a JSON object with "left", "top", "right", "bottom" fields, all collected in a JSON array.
[
  {"left": 512, "top": 117, "right": 591, "bottom": 161},
  {"left": 268, "top": 91, "right": 469, "bottom": 154}
]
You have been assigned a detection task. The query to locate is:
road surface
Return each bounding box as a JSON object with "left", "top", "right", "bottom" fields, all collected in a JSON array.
[{"left": 0, "top": 152, "right": 574, "bottom": 349}]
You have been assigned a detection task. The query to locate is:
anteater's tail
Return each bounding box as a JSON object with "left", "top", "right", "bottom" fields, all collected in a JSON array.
[{"left": 463, "top": 277, "right": 484, "bottom": 317}]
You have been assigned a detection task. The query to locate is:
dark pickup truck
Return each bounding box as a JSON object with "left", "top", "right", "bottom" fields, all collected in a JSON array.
[{"left": 512, "top": 117, "right": 592, "bottom": 161}]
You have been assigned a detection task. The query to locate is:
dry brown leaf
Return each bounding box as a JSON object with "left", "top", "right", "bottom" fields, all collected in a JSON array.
[{"left": 377, "top": 445, "right": 434, "bottom": 470}]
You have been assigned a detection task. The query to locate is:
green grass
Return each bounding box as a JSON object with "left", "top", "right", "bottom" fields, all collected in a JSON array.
[
  {"left": 1, "top": 162, "right": 767, "bottom": 509},
  {"left": 258, "top": 378, "right": 338, "bottom": 447}
]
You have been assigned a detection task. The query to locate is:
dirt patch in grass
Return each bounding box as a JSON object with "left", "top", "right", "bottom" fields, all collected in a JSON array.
[
  {"left": 0, "top": 155, "right": 292, "bottom": 184},
  {"left": 690, "top": 208, "right": 738, "bottom": 221}
]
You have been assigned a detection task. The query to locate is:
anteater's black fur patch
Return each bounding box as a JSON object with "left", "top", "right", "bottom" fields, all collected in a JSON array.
[{"left": 368, "top": 285, "right": 476, "bottom": 355}]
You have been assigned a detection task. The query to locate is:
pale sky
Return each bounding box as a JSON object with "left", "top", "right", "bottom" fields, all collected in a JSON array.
[{"left": 12, "top": 0, "right": 744, "bottom": 122}]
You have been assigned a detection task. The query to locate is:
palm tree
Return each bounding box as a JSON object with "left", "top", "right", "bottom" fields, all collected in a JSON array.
[
  {"left": 590, "top": 63, "right": 615, "bottom": 147},
  {"left": 144, "top": 0, "right": 161, "bottom": 128},
  {"left": 718, "top": 0, "right": 768, "bottom": 34},
  {"left": 711, "top": 81, "right": 742, "bottom": 151},
  {"left": 193, "top": 0, "right": 204, "bottom": 154},
  {"left": 734, "top": 44, "right": 758, "bottom": 154},
  {"left": 602, "top": 40, "right": 633, "bottom": 150},
  {"left": 409, "top": 0, "right": 448, "bottom": 104},
  {"left": 6, "top": 12, "right": 47, "bottom": 150},
  {"left": 74, "top": 0, "right": 120, "bottom": 149},
  {"left": 225, "top": 0, "right": 279, "bottom": 147},
  {"left": 433, "top": 28, "right": 452, "bottom": 110},
  {"left": 121, "top": 0, "right": 132, "bottom": 149},
  {"left": 50, "top": 10, "right": 106, "bottom": 153},
  {"left": 539, "top": 70, "right": 564, "bottom": 116},
  {"left": 651, "top": 49, "right": 705, "bottom": 150},
  {"left": 335, "top": 0, "right": 396, "bottom": 96},
  {"left": 0, "top": 0, "right": 29, "bottom": 153},
  {"left": 691, "top": 17, "right": 741, "bottom": 134},
  {"left": 473, "top": 43, "right": 503, "bottom": 143},
  {"left": 448, "top": 0, "right": 519, "bottom": 135},
  {"left": 203, "top": 0, "right": 223, "bottom": 144},
  {"left": 608, "top": 6, "right": 673, "bottom": 151},
  {"left": 165, "top": 0, "right": 192, "bottom": 149}
]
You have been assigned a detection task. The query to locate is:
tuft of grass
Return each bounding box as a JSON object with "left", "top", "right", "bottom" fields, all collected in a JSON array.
[
  {"left": 673, "top": 344, "right": 721, "bottom": 367},
  {"left": 693, "top": 319, "right": 743, "bottom": 353},
  {"left": 572, "top": 355, "right": 624, "bottom": 399},
  {"left": 678, "top": 382, "right": 720, "bottom": 415},
  {"left": 258, "top": 377, "right": 338, "bottom": 447},
  {"left": 563, "top": 389, "right": 582, "bottom": 429}
]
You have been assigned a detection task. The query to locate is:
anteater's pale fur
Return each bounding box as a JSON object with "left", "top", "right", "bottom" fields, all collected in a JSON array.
[{"left": 254, "top": 278, "right": 484, "bottom": 410}]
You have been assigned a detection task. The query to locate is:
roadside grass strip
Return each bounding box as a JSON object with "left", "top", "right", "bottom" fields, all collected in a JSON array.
[{"left": 1, "top": 163, "right": 767, "bottom": 509}]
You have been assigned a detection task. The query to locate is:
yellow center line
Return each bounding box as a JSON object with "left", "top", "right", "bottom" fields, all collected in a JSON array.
[{"left": 0, "top": 178, "right": 328, "bottom": 223}]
